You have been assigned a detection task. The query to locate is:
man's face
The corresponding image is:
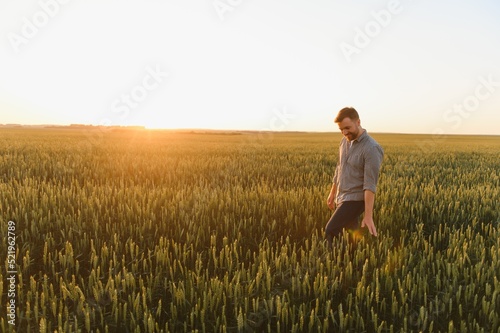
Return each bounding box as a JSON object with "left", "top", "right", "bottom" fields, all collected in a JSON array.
[{"left": 337, "top": 117, "right": 361, "bottom": 141}]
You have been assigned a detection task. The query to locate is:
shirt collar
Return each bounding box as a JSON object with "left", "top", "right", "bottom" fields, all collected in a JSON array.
[{"left": 352, "top": 129, "right": 367, "bottom": 143}]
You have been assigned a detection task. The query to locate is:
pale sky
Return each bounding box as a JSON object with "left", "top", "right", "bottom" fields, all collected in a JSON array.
[{"left": 1, "top": 0, "right": 499, "bottom": 134}]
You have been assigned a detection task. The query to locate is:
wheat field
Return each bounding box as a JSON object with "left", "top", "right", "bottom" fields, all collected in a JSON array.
[{"left": 0, "top": 128, "right": 499, "bottom": 332}]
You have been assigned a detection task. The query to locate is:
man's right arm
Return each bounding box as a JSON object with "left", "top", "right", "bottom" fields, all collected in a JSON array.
[
  {"left": 328, "top": 141, "right": 341, "bottom": 210},
  {"left": 327, "top": 182, "right": 337, "bottom": 210}
]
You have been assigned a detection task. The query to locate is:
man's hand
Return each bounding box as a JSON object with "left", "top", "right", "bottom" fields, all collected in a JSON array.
[
  {"left": 327, "top": 192, "right": 336, "bottom": 210},
  {"left": 362, "top": 190, "right": 378, "bottom": 236},
  {"left": 327, "top": 184, "right": 337, "bottom": 210},
  {"left": 361, "top": 216, "right": 378, "bottom": 237}
]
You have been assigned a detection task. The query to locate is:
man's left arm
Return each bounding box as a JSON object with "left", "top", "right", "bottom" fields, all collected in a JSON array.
[
  {"left": 362, "top": 144, "right": 384, "bottom": 237},
  {"left": 361, "top": 190, "right": 377, "bottom": 236}
]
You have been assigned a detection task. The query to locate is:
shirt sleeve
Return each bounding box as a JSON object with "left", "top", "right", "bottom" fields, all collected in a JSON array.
[
  {"left": 363, "top": 143, "right": 384, "bottom": 193},
  {"left": 332, "top": 164, "right": 339, "bottom": 184},
  {"left": 332, "top": 139, "right": 343, "bottom": 184}
]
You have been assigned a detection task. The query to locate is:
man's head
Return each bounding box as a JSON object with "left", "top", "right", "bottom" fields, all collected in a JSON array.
[{"left": 335, "top": 107, "right": 362, "bottom": 141}]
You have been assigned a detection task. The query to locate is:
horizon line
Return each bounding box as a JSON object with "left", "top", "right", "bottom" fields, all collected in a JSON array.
[{"left": 1, "top": 123, "right": 500, "bottom": 137}]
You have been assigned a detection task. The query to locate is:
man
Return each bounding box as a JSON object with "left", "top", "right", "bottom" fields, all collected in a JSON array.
[{"left": 325, "top": 107, "right": 384, "bottom": 245}]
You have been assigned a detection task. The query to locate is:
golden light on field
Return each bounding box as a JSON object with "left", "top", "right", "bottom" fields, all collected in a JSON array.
[
  {"left": 139, "top": 114, "right": 195, "bottom": 130},
  {"left": 0, "top": 130, "right": 499, "bottom": 331}
]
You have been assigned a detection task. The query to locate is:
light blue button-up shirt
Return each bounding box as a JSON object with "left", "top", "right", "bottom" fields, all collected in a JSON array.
[{"left": 332, "top": 130, "right": 384, "bottom": 204}]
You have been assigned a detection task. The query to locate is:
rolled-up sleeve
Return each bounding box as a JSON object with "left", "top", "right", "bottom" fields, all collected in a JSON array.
[
  {"left": 363, "top": 144, "right": 384, "bottom": 193},
  {"left": 332, "top": 164, "right": 339, "bottom": 184},
  {"left": 332, "top": 140, "right": 343, "bottom": 184}
]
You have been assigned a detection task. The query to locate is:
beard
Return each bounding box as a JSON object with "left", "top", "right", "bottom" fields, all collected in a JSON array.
[{"left": 345, "top": 128, "right": 359, "bottom": 141}]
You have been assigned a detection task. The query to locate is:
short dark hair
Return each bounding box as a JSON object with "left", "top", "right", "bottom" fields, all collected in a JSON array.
[{"left": 335, "top": 107, "right": 359, "bottom": 123}]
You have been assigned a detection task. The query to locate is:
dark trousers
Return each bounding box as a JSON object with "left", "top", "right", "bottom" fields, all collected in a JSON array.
[{"left": 325, "top": 201, "right": 365, "bottom": 245}]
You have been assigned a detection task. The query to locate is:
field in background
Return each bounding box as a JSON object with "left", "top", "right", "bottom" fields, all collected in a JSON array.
[{"left": 0, "top": 128, "right": 499, "bottom": 332}]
